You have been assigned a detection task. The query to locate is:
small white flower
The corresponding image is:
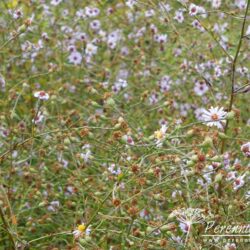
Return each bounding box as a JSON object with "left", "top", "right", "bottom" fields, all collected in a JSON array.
[
  {"left": 241, "top": 142, "right": 250, "bottom": 157},
  {"left": 233, "top": 175, "right": 245, "bottom": 190},
  {"left": 122, "top": 135, "right": 134, "bottom": 145},
  {"left": 224, "top": 243, "right": 236, "bottom": 250},
  {"left": 226, "top": 171, "right": 237, "bottom": 181},
  {"left": 68, "top": 51, "right": 82, "bottom": 65},
  {"left": 192, "top": 20, "right": 205, "bottom": 32},
  {"left": 47, "top": 201, "right": 60, "bottom": 212},
  {"left": 90, "top": 20, "right": 101, "bottom": 30},
  {"left": 140, "top": 209, "right": 150, "bottom": 220},
  {"left": 73, "top": 223, "right": 91, "bottom": 239},
  {"left": 34, "top": 91, "right": 49, "bottom": 100},
  {"left": 51, "top": 0, "right": 62, "bottom": 6},
  {"left": 108, "top": 164, "right": 121, "bottom": 175},
  {"left": 9, "top": 9, "right": 23, "bottom": 19},
  {"left": 202, "top": 106, "right": 227, "bottom": 129},
  {"left": 85, "top": 43, "right": 98, "bottom": 56},
  {"left": 194, "top": 80, "right": 209, "bottom": 96},
  {"left": 235, "top": 0, "right": 246, "bottom": 9},
  {"left": 212, "top": 0, "right": 221, "bottom": 8},
  {"left": 189, "top": 3, "right": 199, "bottom": 15},
  {"left": 32, "top": 111, "right": 45, "bottom": 125},
  {"left": 145, "top": 9, "right": 155, "bottom": 17},
  {"left": 174, "top": 10, "right": 184, "bottom": 23},
  {"left": 194, "top": 108, "right": 205, "bottom": 121},
  {"left": 189, "top": 3, "right": 207, "bottom": 17},
  {"left": 126, "top": 0, "right": 137, "bottom": 8},
  {"left": 179, "top": 221, "right": 191, "bottom": 233},
  {"left": 85, "top": 7, "right": 100, "bottom": 17},
  {"left": 80, "top": 144, "right": 92, "bottom": 163},
  {"left": 154, "top": 125, "right": 168, "bottom": 146}
]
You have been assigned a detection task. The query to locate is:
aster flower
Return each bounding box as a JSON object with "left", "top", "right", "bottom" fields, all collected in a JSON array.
[
  {"left": 202, "top": 106, "right": 227, "bottom": 129},
  {"left": 73, "top": 223, "right": 91, "bottom": 239},
  {"left": 212, "top": 0, "right": 222, "bottom": 9},
  {"left": 174, "top": 10, "right": 184, "bottom": 23},
  {"left": 80, "top": 144, "right": 93, "bottom": 163},
  {"left": 194, "top": 80, "right": 209, "bottom": 96},
  {"left": 85, "top": 43, "right": 98, "bottom": 56},
  {"left": 51, "top": 0, "right": 62, "bottom": 6},
  {"left": 224, "top": 243, "right": 236, "bottom": 250},
  {"left": 189, "top": 3, "right": 207, "bottom": 17},
  {"left": 32, "top": 111, "right": 45, "bottom": 125},
  {"left": 226, "top": 171, "right": 237, "bottom": 181},
  {"left": 154, "top": 124, "right": 168, "bottom": 146},
  {"left": 189, "top": 3, "right": 199, "bottom": 16},
  {"left": 10, "top": 8, "right": 23, "bottom": 19},
  {"left": 90, "top": 20, "right": 101, "bottom": 30},
  {"left": 122, "top": 135, "right": 134, "bottom": 145},
  {"left": 68, "top": 51, "right": 82, "bottom": 65},
  {"left": 85, "top": 7, "right": 100, "bottom": 17},
  {"left": 169, "top": 208, "right": 205, "bottom": 244},
  {"left": 192, "top": 20, "right": 205, "bottom": 32},
  {"left": 126, "top": 0, "right": 137, "bottom": 8},
  {"left": 241, "top": 142, "right": 250, "bottom": 157},
  {"left": 179, "top": 222, "right": 191, "bottom": 233},
  {"left": 233, "top": 175, "right": 245, "bottom": 190},
  {"left": 108, "top": 164, "right": 121, "bottom": 175},
  {"left": 34, "top": 91, "right": 50, "bottom": 100}
]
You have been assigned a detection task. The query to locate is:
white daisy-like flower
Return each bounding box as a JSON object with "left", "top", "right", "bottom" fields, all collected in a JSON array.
[
  {"left": 154, "top": 124, "right": 168, "bottom": 147},
  {"left": 202, "top": 106, "right": 227, "bottom": 129},
  {"left": 85, "top": 43, "right": 98, "bottom": 56},
  {"left": 34, "top": 91, "right": 49, "bottom": 100},
  {"left": 73, "top": 223, "right": 91, "bottom": 239}
]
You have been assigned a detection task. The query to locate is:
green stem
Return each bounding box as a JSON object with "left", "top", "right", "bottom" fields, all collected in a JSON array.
[{"left": 221, "top": 0, "right": 250, "bottom": 154}]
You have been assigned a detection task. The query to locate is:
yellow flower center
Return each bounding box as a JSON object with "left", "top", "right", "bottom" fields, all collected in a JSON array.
[
  {"left": 154, "top": 130, "right": 163, "bottom": 140},
  {"left": 78, "top": 224, "right": 86, "bottom": 232},
  {"left": 211, "top": 114, "right": 219, "bottom": 121}
]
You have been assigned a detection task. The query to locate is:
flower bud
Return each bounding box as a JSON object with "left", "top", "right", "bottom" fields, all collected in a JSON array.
[
  {"left": 187, "top": 160, "right": 195, "bottom": 167},
  {"left": 218, "top": 132, "right": 227, "bottom": 139},
  {"left": 187, "top": 129, "right": 194, "bottom": 137},
  {"left": 201, "top": 136, "right": 213, "bottom": 147},
  {"left": 226, "top": 111, "right": 235, "bottom": 120},
  {"left": 64, "top": 138, "right": 71, "bottom": 145},
  {"left": 91, "top": 101, "right": 100, "bottom": 108},
  {"left": 106, "top": 97, "right": 115, "bottom": 107},
  {"left": 17, "top": 24, "right": 26, "bottom": 33},
  {"left": 215, "top": 173, "right": 223, "bottom": 183},
  {"left": 191, "top": 155, "right": 198, "bottom": 162}
]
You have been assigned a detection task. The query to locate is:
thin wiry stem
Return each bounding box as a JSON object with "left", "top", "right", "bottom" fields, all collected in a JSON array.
[{"left": 221, "top": 0, "right": 250, "bottom": 154}]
